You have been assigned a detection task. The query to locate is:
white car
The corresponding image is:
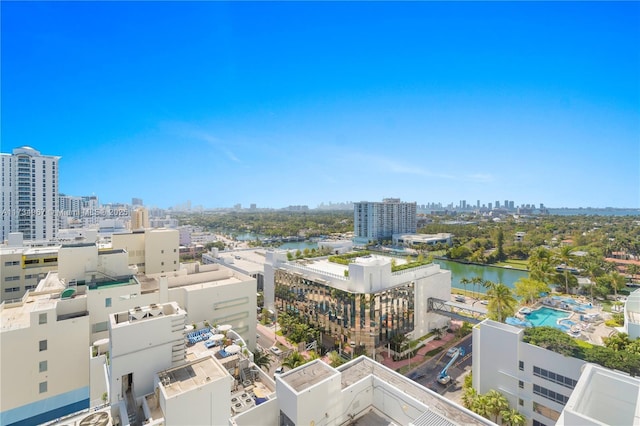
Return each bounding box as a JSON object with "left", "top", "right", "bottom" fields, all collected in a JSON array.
[
  {"left": 270, "top": 346, "right": 283, "bottom": 356},
  {"left": 454, "top": 295, "right": 466, "bottom": 303}
]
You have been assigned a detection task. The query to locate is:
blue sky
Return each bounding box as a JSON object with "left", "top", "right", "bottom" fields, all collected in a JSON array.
[{"left": 3, "top": 1, "right": 639, "bottom": 209}]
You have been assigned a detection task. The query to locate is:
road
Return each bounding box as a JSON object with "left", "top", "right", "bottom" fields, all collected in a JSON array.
[{"left": 408, "top": 334, "right": 473, "bottom": 396}]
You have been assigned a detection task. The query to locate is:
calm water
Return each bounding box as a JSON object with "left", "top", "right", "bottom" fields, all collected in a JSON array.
[
  {"left": 527, "top": 307, "right": 570, "bottom": 327},
  {"left": 434, "top": 259, "right": 529, "bottom": 294},
  {"left": 548, "top": 208, "right": 640, "bottom": 216}
]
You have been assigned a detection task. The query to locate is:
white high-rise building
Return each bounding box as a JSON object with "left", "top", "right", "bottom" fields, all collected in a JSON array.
[
  {"left": 1, "top": 146, "right": 60, "bottom": 242},
  {"left": 354, "top": 198, "right": 417, "bottom": 243}
]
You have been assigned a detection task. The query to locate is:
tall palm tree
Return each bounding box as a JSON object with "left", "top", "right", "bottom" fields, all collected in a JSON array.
[
  {"left": 501, "top": 408, "right": 526, "bottom": 426},
  {"left": 460, "top": 277, "right": 471, "bottom": 298},
  {"left": 556, "top": 245, "right": 575, "bottom": 294},
  {"left": 282, "top": 351, "right": 307, "bottom": 369},
  {"left": 581, "top": 256, "right": 604, "bottom": 301},
  {"left": 471, "top": 276, "right": 484, "bottom": 299},
  {"left": 253, "top": 350, "right": 272, "bottom": 371},
  {"left": 486, "top": 282, "right": 517, "bottom": 322}
]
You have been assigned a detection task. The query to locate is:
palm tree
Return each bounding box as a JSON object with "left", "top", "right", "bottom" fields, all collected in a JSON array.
[
  {"left": 501, "top": 408, "right": 526, "bottom": 426},
  {"left": 581, "top": 256, "right": 604, "bottom": 301},
  {"left": 528, "top": 247, "right": 555, "bottom": 284},
  {"left": 253, "top": 350, "right": 272, "bottom": 371},
  {"left": 608, "top": 271, "right": 627, "bottom": 298},
  {"left": 471, "top": 276, "right": 484, "bottom": 299},
  {"left": 556, "top": 246, "right": 575, "bottom": 294},
  {"left": 471, "top": 394, "right": 490, "bottom": 419},
  {"left": 460, "top": 277, "right": 471, "bottom": 298},
  {"left": 486, "top": 282, "right": 517, "bottom": 322},
  {"left": 484, "top": 389, "right": 509, "bottom": 423},
  {"left": 282, "top": 351, "right": 307, "bottom": 369}
]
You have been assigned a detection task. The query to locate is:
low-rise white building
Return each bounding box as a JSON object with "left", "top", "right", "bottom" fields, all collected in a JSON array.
[
  {"left": 392, "top": 232, "right": 453, "bottom": 248},
  {"left": 556, "top": 363, "right": 640, "bottom": 426},
  {"left": 231, "top": 356, "right": 493, "bottom": 426}
]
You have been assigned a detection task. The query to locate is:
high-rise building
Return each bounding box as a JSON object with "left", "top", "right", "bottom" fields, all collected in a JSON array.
[
  {"left": 131, "top": 197, "right": 143, "bottom": 207},
  {"left": 354, "top": 198, "right": 417, "bottom": 243},
  {"left": 1, "top": 146, "right": 60, "bottom": 242},
  {"left": 131, "top": 207, "right": 149, "bottom": 230}
]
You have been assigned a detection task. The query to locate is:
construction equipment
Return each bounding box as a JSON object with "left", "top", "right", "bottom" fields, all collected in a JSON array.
[{"left": 437, "top": 346, "right": 465, "bottom": 385}]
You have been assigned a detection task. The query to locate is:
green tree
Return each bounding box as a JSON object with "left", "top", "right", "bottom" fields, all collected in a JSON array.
[
  {"left": 514, "top": 278, "right": 550, "bottom": 305},
  {"left": 460, "top": 277, "right": 471, "bottom": 297},
  {"left": 485, "top": 281, "right": 517, "bottom": 322},
  {"left": 282, "top": 351, "right": 307, "bottom": 369},
  {"left": 328, "top": 351, "right": 346, "bottom": 367},
  {"left": 484, "top": 389, "right": 509, "bottom": 423},
  {"left": 252, "top": 350, "right": 272, "bottom": 371},
  {"left": 501, "top": 408, "right": 526, "bottom": 426},
  {"left": 495, "top": 227, "right": 506, "bottom": 261},
  {"left": 528, "top": 247, "right": 555, "bottom": 284},
  {"left": 556, "top": 246, "right": 576, "bottom": 294},
  {"left": 608, "top": 271, "right": 627, "bottom": 298}
]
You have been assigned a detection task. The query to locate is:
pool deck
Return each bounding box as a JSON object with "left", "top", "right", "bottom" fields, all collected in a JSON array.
[{"left": 518, "top": 295, "right": 617, "bottom": 345}]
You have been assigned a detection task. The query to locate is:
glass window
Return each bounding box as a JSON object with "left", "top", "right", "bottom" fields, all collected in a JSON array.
[
  {"left": 519, "top": 360, "right": 524, "bottom": 371},
  {"left": 39, "top": 381, "right": 47, "bottom": 393},
  {"left": 39, "top": 360, "right": 48, "bottom": 372},
  {"left": 39, "top": 340, "right": 47, "bottom": 351},
  {"left": 39, "top": 313, "right": 47, "bottom": 325},
  {"left": 105, "top": 297, "right": 112, "bottom": 308}
]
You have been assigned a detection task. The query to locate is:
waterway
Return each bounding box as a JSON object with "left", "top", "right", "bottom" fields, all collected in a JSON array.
[{"left": 433, "top": 259, "right": 529, "bottom": 295}]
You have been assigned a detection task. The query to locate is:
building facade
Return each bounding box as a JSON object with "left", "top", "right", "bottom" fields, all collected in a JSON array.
[
  {"left": 1, "top": 146, "right": 60, "bottom": 242},
  {"left": 354, "top": 198, "right": 417, "bottom": 243},
  {"left": 473, "top": 320, "right": 586, "bottom": 426},
  {"left": 265, "top": 252, "right": 450, "bottom": 356}
]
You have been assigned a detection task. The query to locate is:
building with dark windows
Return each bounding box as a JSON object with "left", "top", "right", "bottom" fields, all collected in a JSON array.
[
  {"left": 353, "top": 198, "right": 417, "bottom": 244},
  {"left": 264, "top": 251, "right": 450, "bottom": 357}
]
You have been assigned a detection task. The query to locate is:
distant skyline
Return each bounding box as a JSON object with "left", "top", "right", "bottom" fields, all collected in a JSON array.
[{"left": 3, "top": 2, "right": 639, "bottom": 209}]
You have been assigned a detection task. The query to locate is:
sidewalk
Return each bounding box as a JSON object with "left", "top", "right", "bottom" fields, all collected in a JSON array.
[
  {"left": 256, "top": 323, "right": 296, "bottom": 350},
  {"left": 379, "top": 331, "right": 457, "bottom": 371}
]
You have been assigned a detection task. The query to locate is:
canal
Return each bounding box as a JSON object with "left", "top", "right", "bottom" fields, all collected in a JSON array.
[{"left": 434, "top": 259, "right": 529, "bottom": 295}]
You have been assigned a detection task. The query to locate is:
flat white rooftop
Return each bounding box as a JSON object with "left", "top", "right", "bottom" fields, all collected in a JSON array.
[
  {"left": 158, "top": 355, "right": 229, "bottom": 398},
  {"left": 280, "top": 359, "right": 339, "bottom": 392}
]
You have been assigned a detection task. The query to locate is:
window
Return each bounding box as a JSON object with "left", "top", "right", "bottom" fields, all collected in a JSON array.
[
  {"left": 92, "top": 321, "right": 108, "bottom": 333},
  {"left": 39, "top": 340, "right": 47, "bottom": 351},
  {"left": 519, "top": 398, "right": 524, "bottom": 407},
  {"left": 4, "top": 261, "right": 19, "bottom": 266},
  {"left": 39, "top": 381, "right": 48, "bottom": 393},
  {"left": 161, "top": 261, "right": 164, "bottom": 266},
  {"left": 39, "top": 313, "right": 47, "bottom": 325},
  {"left": 533, "top": 366, "right": 577, "bottom": 389},
  {"left": 39, "top": 360, "right": 48, "bottom": 372},
  {"left": 105, "top": 297, "right": 112, "bottom": 308},
  {"left": 161, "top": 250, "right": 164, "bottom": 254},
  {"left": 533, "top": 384, "right": 569, "bottom": 405},
  {"left": 519, "top": 380, "right": 524, "bottom": 389},
  {"left": 5, "top": 276, "right": 20, "bottom": 281},
  {"left": 519, "top": 360, "right": 524, "bottom": 371}
]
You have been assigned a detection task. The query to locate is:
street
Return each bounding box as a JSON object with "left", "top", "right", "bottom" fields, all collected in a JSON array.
[{"left": 408, "top": 334, "right": 473, "bottom": 396}]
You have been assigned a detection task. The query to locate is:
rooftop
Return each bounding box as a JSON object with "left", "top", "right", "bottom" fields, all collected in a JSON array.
[
  {"left": 280, "top": 359, "right": 338, "bottom": 392},
  {"left": 339, "top": 357, "right": 490, "bottom": 425},
  {"left": 158, "top": 355, "right": 229, "bottom": 399}
]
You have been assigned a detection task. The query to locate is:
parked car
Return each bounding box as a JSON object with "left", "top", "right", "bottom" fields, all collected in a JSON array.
[
  {"left": 270, "top": 346, "right": 283, "bottom": 356},
  {"left": 454, "top": 295, "right": 466, "bottom": 303},
  {"left": 480, "top": 300, "right": 489, "bottom": 305}
]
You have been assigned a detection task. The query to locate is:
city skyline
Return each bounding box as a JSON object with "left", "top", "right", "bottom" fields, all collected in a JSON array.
[{"left": 3, "top": 2, "right": 639, "bottom": 209}]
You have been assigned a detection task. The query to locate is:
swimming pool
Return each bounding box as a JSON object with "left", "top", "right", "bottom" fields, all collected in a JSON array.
[{"left": 526, "top": 307, "right": 571, "bottom": 327}]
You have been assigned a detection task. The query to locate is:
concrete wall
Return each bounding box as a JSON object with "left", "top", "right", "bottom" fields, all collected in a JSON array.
[
  {"left": 108, "top": 304, "right": 186, "bottom": 403},
  {"left": 161, "top": 374, "right": 232, "bottom": 426},
  {"left": 230, "top": 398, "right": 279, "bottom": 426},
  {"left": 0, "top": 304, "right": 90, "bottom": 425},
  {"left": 145, "top": 229, "right": 179, "bottom": 275},
  {"left": 112, "top": 232, "right": 146, "bottom": 272},
  {"left": 58, "top": 244, "right": 98, "bottom": 283}
]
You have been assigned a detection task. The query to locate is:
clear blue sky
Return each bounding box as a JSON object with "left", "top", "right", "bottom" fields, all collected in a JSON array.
[{"left": 3, "top": 1, "right": 639, "bottom": 209}]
